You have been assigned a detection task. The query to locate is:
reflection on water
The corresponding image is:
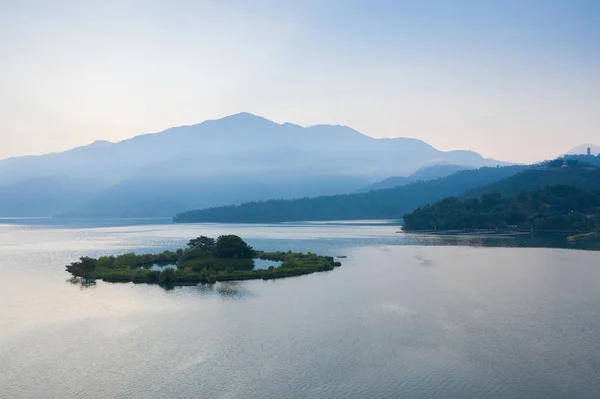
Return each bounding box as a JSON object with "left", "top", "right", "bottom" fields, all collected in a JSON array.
[
  {"left": 66, "top": 276, "right": 96, "bottom": 289},
  {"left": 214, "top": 281, "right": 257, "bottom": 300},
  {"left": 402, "top": 231, "right": 600, "bottom": 251},
  {"left": 413, "top": 255, "right": 433, "bottom": 266},
  {"left": 1, "top": 220, "right": 600, "bottom": 399}
]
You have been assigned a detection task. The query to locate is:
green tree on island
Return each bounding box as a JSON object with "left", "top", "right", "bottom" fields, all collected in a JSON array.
[
  {"left": 187, "top": 236, "right": 216, "bottom": 252},
  {"left": 76, "top": 256, "right": 97, "bottom": 277},
  {"left": 214, "top": 235, "right": 255, "bottom": 258}
]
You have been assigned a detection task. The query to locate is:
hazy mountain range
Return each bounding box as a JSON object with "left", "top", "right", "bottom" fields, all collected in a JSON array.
[
  {"left": 0, "top": 113, "right": 509, "bottom": 218},
  {"left": 174, "top": 156, "right": 600, "bottom": 224},
  {"left": 174, "top": 165, "right": 529, "bottom": 223}
]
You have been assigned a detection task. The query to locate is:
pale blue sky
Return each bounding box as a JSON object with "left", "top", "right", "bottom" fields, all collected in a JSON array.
[{"left": 1, "top": 0, "right": 598, "bottom": 162}]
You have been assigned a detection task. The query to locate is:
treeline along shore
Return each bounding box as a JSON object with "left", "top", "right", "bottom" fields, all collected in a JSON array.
[{"left": 402, "top": 185, "right": 600, "bottom": 234}]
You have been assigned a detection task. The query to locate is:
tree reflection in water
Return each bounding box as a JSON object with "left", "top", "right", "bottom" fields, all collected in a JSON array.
[{"left": 66, "top": 276, "right": 96, "bottom": 289}]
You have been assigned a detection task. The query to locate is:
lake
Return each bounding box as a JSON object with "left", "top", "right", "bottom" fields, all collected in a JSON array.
[{"left": 1, "top": 219, "right": 600, "bottom": 398}]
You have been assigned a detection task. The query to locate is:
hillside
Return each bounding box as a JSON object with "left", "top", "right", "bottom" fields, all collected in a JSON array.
[
  {"left": 0, "top": 113, "right": 507, "bottom": 217},
  {"left": 174, "top": 165, "right": 527, "bottom": 223},
  {"left": 359, "top": 164, "right": 470, "bottom": 192},
  {"left": 403, "top": 185, "right": 600, "bottom": 232},
  {"left": 467, "top": 161, "right": 600, "bottom": 198},
  {"left": 564, "top": 154, "right": 600, "bottom": 167}
]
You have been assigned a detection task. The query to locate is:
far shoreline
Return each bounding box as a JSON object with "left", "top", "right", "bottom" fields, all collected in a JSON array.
[{"left": 398, "top": 228, "right": 533, "bottom": 236}]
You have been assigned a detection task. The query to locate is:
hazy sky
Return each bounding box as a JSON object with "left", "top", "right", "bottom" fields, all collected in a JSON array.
[{"left": 1, "top": 0, "right": 598, "bottom": 163}]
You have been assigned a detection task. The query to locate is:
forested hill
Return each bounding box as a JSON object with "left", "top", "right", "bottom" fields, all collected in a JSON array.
[
  {"left": 174, "top": 165, "right": 527, "bottom": 223},
  {"left": 467, "top": 160, "right": 600, "bottom": 198},
  {"left": 402, "top": 185, "right": 600, "bottom": 232},
  {"left": 564, "top": 154, "right": 600, "bottom": 167}
]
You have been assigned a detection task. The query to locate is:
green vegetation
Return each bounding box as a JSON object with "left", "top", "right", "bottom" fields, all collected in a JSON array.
[
  {"left": 66, "top": 235, "right": 342, "bottom": 287},
  {"left": 403, "top": 185, "right": 600, "bottom": 232},
  {"left": 174, "top": 165, "right": 527, "bottom": 223},
  {"left": 564, "top": 154, "right": 600, "bottom": 168}
]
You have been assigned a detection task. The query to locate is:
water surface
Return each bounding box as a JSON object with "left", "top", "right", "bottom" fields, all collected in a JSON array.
[
  {"left": 253, "top": 259, "right": 284, "bottom": 269},
  {"left": 1, "top": 220, "right": 599, "bottom": 398}
]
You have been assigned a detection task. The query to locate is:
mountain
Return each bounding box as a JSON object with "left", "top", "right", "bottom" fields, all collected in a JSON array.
[
  {"left": 174, "top": 165, "right": 527, "bottom": 223},
  {"left": 360, "top": 164, "right": 470, "bottom": 192},
  {"left": 564, "top": 144, "right": 599, "bottom": 156},
  {"left": 0, "top": 112, "right": 508, "bottom": 217}
]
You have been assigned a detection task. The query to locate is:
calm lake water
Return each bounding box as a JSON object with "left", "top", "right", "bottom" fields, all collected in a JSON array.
[{"left": 1, "top": 219, "right": 600, "bottom": 399}]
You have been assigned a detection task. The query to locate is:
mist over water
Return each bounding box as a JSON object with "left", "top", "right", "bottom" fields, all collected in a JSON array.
[{"left": 1, "top": 220, "right": 600, "bottom": 398}]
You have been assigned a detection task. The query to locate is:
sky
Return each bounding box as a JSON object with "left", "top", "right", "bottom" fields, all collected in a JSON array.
[{"left": 1, "top": 0, "right": 599, "bottom": 163}]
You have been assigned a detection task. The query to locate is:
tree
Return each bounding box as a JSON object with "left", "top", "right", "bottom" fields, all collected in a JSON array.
[
  {"left": 78, "top": 257, "right": 97, "bottom": 271},
  {"left": 214, "top": 235, "right": 255, "bottom": 259},
  {"left": 65, "top": 256, "right": 97, "bottom": 277},
  {"left": 187, "top": 236, "right": 216, "bottom": 252}
]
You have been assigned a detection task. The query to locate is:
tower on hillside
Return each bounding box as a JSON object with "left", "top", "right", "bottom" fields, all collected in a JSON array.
[{"left": 587, "top": 146, "right": 592, "bottom": 156}]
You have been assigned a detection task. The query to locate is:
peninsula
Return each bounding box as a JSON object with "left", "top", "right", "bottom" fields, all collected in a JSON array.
[{"left": 66, "top": 235, "right": 342, "bottom": 286}]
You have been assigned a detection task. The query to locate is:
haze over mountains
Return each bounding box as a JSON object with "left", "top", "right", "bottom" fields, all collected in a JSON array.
[
  {"left": 174, "top": 165, "right": 529, "bottom": 223},
  {"left": 175, "top": 156, "right": 600, "bottom": 224},
  {"left": 0, "top": 113, "right": 509, "bottom": 218},
  {"left": 359, "top": 164, "right": 470, "bottom": 192}
]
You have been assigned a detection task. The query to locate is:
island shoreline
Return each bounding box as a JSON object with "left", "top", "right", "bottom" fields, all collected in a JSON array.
[{"left": 66, "top": 235, "right": 343, "bottom": 288}]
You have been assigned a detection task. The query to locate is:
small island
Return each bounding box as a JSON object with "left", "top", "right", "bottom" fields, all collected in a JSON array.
[{"left": 66, "top": 235, "right": 342, "bottom": 286}]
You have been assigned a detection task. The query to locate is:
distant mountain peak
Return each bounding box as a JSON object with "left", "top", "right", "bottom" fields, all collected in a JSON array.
[
  {"left": 87, "top": 140, "right": 113, "bottom": 148},
  {"left": 218, "top": 111, "right": 272, "bottom": 123},
  {"left": 225, "top": 111, "right": 257, "bottom": 118},
  {"left": 198, "top": 112, "right": 282, "bottom": 132}
]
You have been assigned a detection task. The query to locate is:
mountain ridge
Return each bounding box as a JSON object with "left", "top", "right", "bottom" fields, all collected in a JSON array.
[
  {"left": 174, "top": 162, "right": 600, "bottom": 224},
  {"left": 174, "top": 165, "right": 528, "bottom": 223},
  {"left": 0, "top": 112, "right": 510, "bottom": 217},
  {"left": 0, "top": 112, "right": 495, "bottom": 163}
]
